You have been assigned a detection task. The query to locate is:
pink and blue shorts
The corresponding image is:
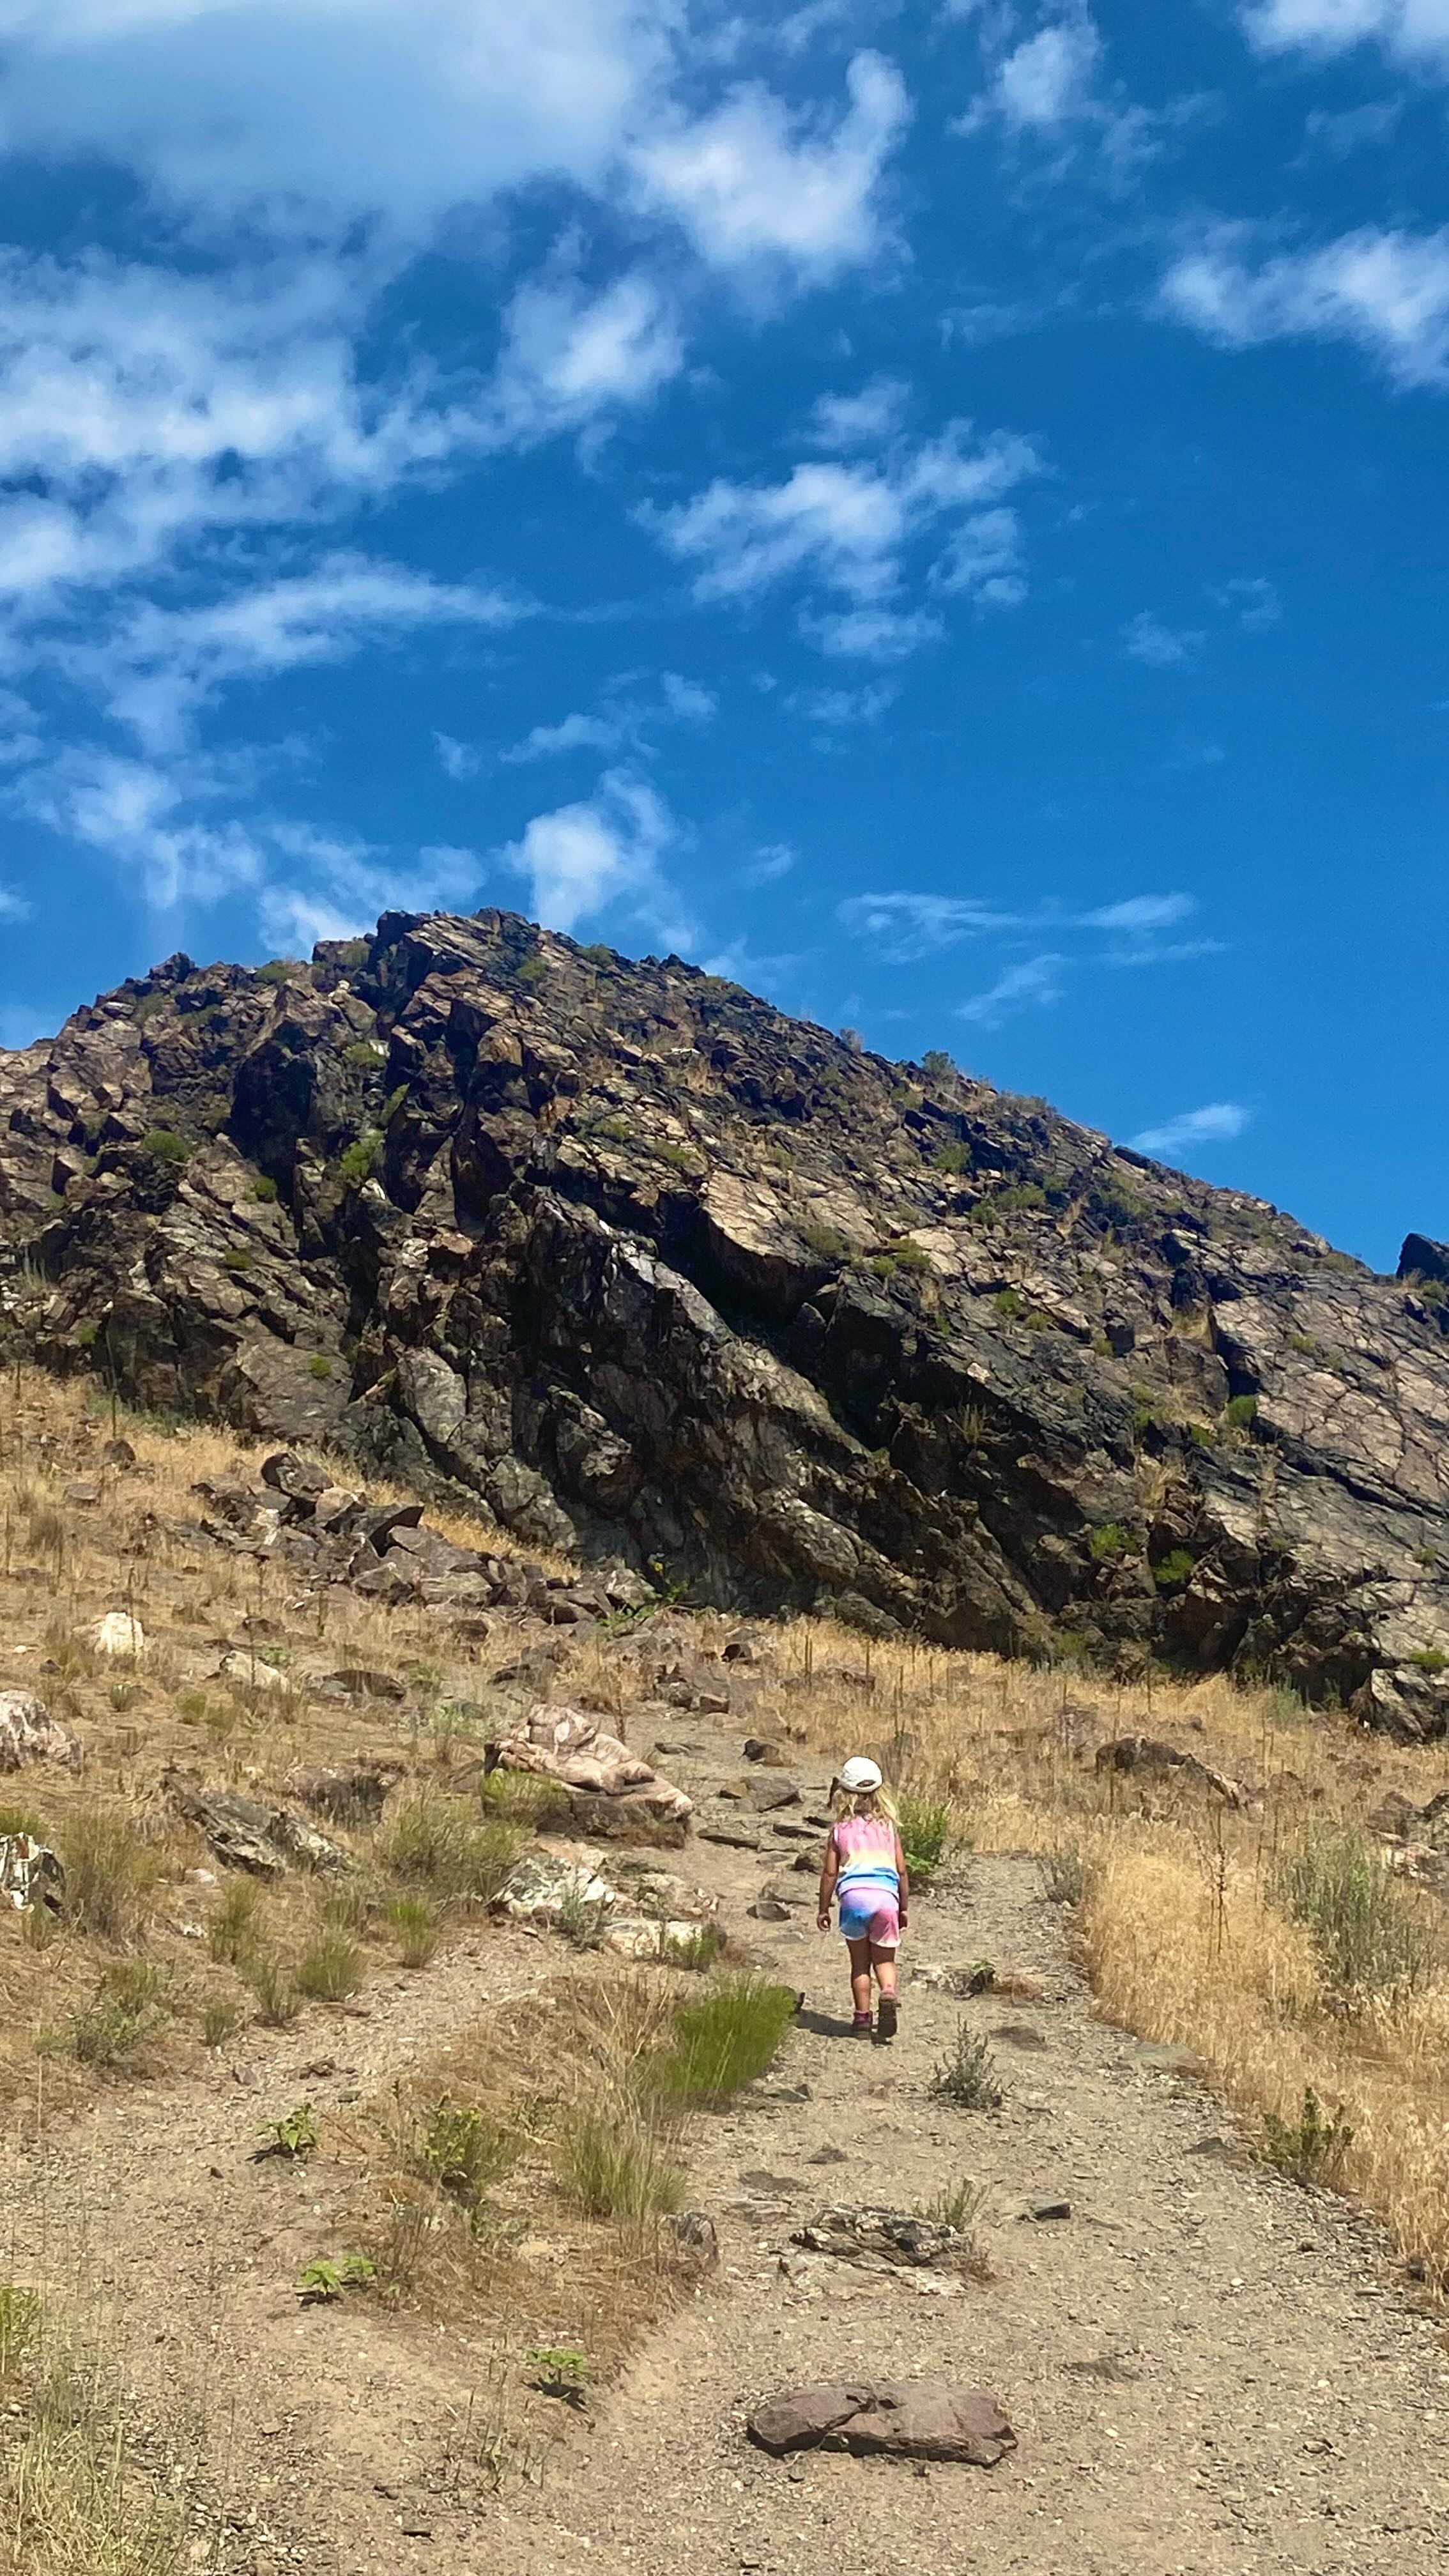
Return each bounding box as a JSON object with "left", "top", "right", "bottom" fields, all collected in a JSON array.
[{"left": 838, "top": 1895, "right": 901, "bottom": 1950}]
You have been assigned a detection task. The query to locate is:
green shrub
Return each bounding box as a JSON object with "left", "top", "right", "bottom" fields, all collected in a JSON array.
[
  {"left": 202, "top": 1998, "right": 243, "bottom": 2049},
  {"left": 1151, "top": 1549, "right": 1196, "bottom": 1591},
  {"left": 1409, "top": 1646, "right": 1448, "bottom": 1674},
  {"left": 1089, "top": 1521, "right": 1131, "bottom": 1563},
  {"left": 897, "top": 1788, "right": 951, "bottom": 1885},
  {"left": 0, "top": 1800, "right": 47, "bottom": 1843},
  {"left": 552, "top": 2099, "right": 687, "bottom": 2225},
  {"left": 800, "top": 1220, "right": 848, "bottom": 1262},
  {"left": 58, "top": 1807, "right": 160, "bottom": 1942},
  {"left": 1039, "top": 1844, "right": 1086, "bottom": 1906},
  {"left": 384, "top": 1797, "right": 523, "bottom": 1903},
  {"left": 1224, "top": 1394, "right": 1259, "bottom": 1429},
  {"left": 247, "top": 1952, "right": 301, "bottom": 2027},
  {"left": 931, "top": 1140, "right": 970, "bottom": 1175},
  {"left": 56, "top": 1966, "right": 170, "bottom": 2070},
  {"left": 417, "top": 2097, "right": 520, "bottom": 2206},
  {"left": 294, "top": 1931, "right": 362, "bottom": 2002},
  {"left": 222, "top": 1250, "right": 253, "bottom": 1273},
  {"left": 257, "top": 958, "right": 305, "bottom": 986},
  {"left": 257, "top": 2103, "right": 318, "bottom": 2159},
  {"left": 992, "top": 1287, "right": 1023, "bottom": 1319},
  {"left": 921, "top": 1049, "right": 956, "bottom": 1079},
  {"left": 252, "top": 1174, "right": 279, "bottom": 1202},
  {"left": 1274, "top": 1830, "right": 1437, "bottom": 1998},
  {"left": 651, "top": 1975, "right": 797, "bottom": 2109},
  {"left": 208, "top": 1877, "right": 263, "bottom": 1965},
  {"left": 307, "top": 1353, "right": 334, "bottom": 1380},
  {"left": 929, "top": 2023, "right": 1003, "bottom": 2109},
  {"left": 517, "top": 954, "right": 548, "bottom": 986},
  {"left": 138, "top": 1128, "right": 191, "bottom": 1165},
  {"left": 337, "top": 1131, "right": 381, "bottom": 1187},
  {"left": 344, "top": 1040, "right": 386, "bottom": 1067},
  {"left": 387, "top": 1896, "right": 440, "bottom": 1967},
  {"left": 1261, "top": 2087, "right": 1353, "bottom": 2187}
]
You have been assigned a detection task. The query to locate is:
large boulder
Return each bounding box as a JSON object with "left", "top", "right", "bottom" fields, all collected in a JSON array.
[
  {"left": 747, "top": 2380, "right": 1015, "bottom": 2465},
  {"left": 0, "top": 1692, "right": 82, "bottom": 1774}
]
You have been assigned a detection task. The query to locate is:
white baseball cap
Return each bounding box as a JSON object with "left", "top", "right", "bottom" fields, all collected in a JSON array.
[{"left": 838, "top": 1756, "right": 883, "bottom": 1793}]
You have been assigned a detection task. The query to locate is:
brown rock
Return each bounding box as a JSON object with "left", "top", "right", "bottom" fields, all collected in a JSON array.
[{"left": 747, "top": 2380, "right": 1014, "bottom": 2465}]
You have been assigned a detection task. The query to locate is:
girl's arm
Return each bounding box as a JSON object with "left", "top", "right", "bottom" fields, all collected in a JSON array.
[
  {"left": 816, "top": 1832, "right": 840, "bottom": 1931},
  {"left": 894, "top": 1828, "right": 910, "bottom": 1928}
]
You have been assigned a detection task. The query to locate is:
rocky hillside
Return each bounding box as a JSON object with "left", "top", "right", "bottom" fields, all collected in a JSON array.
[{"left": 2, "top": 907, "right": 1448, "bottom": 1733}]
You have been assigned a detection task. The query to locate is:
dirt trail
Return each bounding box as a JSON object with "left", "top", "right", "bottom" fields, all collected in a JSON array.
[{"left": 3, "top": 1717, "right": 1448, "bottom": 2575}]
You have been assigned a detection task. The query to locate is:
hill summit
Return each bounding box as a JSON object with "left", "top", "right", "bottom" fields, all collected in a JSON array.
[{"left": 1, "top": 907, "right": 1446, "bottom": 1733}]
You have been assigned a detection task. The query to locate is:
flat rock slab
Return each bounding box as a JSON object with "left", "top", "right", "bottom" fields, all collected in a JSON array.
[
  {"left": 792, "top": 2205, "right": 973, "bottom": 2269},
  {"left": 747, "top": 2380, "right": 1015, "bottom": 2465}
]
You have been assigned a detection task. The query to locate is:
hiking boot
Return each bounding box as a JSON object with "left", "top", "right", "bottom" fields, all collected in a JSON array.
[
  {"left": 852, "top": 2011, "right": 873, "bottom": 2036},
  {"left": 877, "top": 1995, "right": 898, "bottom": 2043}
]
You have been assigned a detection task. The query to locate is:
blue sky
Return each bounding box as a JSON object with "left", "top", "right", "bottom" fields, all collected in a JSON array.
[{"left": 0, "top": 0, "right": 1445, "bottom": 1268}]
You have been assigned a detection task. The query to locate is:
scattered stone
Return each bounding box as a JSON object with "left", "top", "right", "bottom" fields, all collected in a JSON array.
[
  {"left": 747, "top": 2380, "right": 1015, "bottom": 2465},
  {"left": 101, "top": 1438, "right": 136, "bottom": 1468},
  {"left": 758, "top": 1878, "right": 815, "bottom": 1910},
  {"left": 0, "top": 1690, "right": 82, "bottom": 1774},
  {"left": 284, "top": 1761, "right": 403, "bottom": 1825},
  {"left": 743, "top": 1736, "right": 788, "bottom": 1765},
  {"left": 746, "top": 1776, "right": 802, "bottom": 1813},
  {"left": 699, "top": 1825, "right": 762, "bottom": 1851},
  {"left": 741, "top": 2169, "right": 799, "bottom": 2196},
  {"left": 324, "top": 1667, "right": 406, "bottom": 1703},
  {"left": 991, "top": 2022, "right": 1047, "bottom": 2050},
  {"left": 496, "top": 1849, "right": 615, "bottom": 1926},
  {"left": 1095, "top": 1735, "right": 1243, "bottom": 1807},
  {"left": 670, "top": 2210, "right": 719, "bottom": 2269},
  {"left": 487, "top": 1704, "right": 692, "bottom": 1825},
  {"left": 89, "top": 1611, "right": 146, "bottom": 1659},
  {"left": 219, "top": 1650, "right": 289, "bottom": 1692},
  {"left": 259, "top": 1450, "right": 330, "bottom": 1503},
  {"left": 0, "top": 1833, "right": 63, "bottom": 1913},
  {"left": 807, "top": 2145, "right": 848, "bottom": 2166},
  {"left": 63, "top": 1479, "right": 98, "bottom": 1506},
  {"left": 1022, "top": 2196, "right": 1072, "bottom": 2223},
  {"left": 748, "top": 1897, "right": 790, "bottom": 1922},
  {"left": 792, "top": 2207, "right": 977, "bottom": 2270},
  {"left": 167, "top": 1780, "right": 355, "bottom": 1878}
]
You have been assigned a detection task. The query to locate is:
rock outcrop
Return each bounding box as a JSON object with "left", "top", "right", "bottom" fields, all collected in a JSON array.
[{"left": 4, "top": 908, "right": 1449, "bottom": 1731}]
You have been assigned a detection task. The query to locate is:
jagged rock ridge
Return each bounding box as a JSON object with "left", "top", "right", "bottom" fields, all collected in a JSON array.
[{"left": 3, "top": 908, "right": 1449, "bottom": 1733}]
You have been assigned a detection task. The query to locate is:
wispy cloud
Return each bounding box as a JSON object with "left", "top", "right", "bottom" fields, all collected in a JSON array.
[
  {"left": 742, "top": 843, "right": 797, "bottom": 885},
  {"left": 0, "top": 881, "right": 30, "bottom": 923},
  {"left": 958, "top": 952, "right": 1066, "bottom": 1026},
  {"left": 1123, "top": 610, "right": 1202, "bottom": 666},
  {"left": 646, "top": 418, "right": 1039, "bottom": 660},
  {"left": 1214, "top": 575, "right": 1282, "bottom": 629},
  {"left": 491, "top": 671, "right": 719, "bottom": 768},
  {"left": 838, "top": 887, "right": 1200, "bottom": 962},
  {"left": 1245, "top": 0, "right": 1449, "bottom": 74},
  {"left": 957, "top": 4, "right": 1159, "bottom": 172},
  {"left": 1162, "top": 224, "right": 1449, "bottom": 389},
  {"left": 1130, "top": 1100, "right": 1250, "bottom": 1160}
]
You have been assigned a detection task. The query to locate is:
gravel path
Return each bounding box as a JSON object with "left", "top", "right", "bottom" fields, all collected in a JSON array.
[{"left": 2, "top": 1722, "right": 1446, "bottom": 2574}]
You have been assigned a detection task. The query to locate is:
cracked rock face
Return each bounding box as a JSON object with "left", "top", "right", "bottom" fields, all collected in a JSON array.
[{"left": 4, "top": 908, "right": 1449, "bottom": 1731}]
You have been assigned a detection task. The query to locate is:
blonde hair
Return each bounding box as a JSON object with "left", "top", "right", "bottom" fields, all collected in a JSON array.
[{"left": 832, "top": 1780, "right": 898, "bottom": 1824}]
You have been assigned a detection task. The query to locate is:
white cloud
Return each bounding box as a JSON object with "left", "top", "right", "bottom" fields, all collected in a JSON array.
[
  {"left": 495, "top": 769, "right": 692, "bottom": 941},
  {"left": 1162, "top": 224, "right": 1449, "bottom": 388},
  {"left": 259, "top": 827, "right": 481, "bottom": 950},
  {"left": 490, "top": 268, "right": 684, "bottom": 444},
  {"left": 1130, "top": 1100, "right": 1250, "bottom": 1160},
  {"left": 632, "top": 51, "right": 910, "bottom": 280},
  {"left": 647, "top": 422, "right": 1038, "bottom": 655},
  {"left": 435, "top": 732, "right": 481, "bottom": 782},
  {"left": 1124, "top": 610, "right": 1202, "bottom": 665},
  {"left": 24, "top": 751, "right": 267, "bottom": 913},
  {"left": 1083, "top": 893, "right": 1196, "bottom": 934},
  {"left": 932, "top": 505, "right": 1026, "bottom": 602},
  {"left": 838, "top": 887, "right": 1205, "bottom": 967},
  {"left": 92, "top": 556, "right": 521, "bottom": 753},
  {"left": 659, "top": 671, "right": 716, "bottom": 722},
  {"left": 1244, "top": 0, "right": 1449, "bottom": 72},
  {"left": 0, "top": 880, "right": 29, "bottom": 920},
  {"left": 742, "top": 841, "right": 796, "bottom": 884},
  {"left": 498, "top": 670, "right": 718, "bottom": 765},
  {"left": 0, "top": 0, "right": 680, "bottom": 240},
  {"left": 807, "top": 376, "right": 911, "bottom": 447},
  {"left": 993, "top": 13, "right": 1104, "bottom": 128},
  {"left": 1214, "top": 574, "right": 1282, "bottom": 629},
  {"left": 502, "top": 711, "right": 625, "bottom": 765},
  {"left": 958, "top": 952, "right": 1066, "bottom": 1025},
  {"left": 788, "top": 678, "right": 898, "bottom": 726}
]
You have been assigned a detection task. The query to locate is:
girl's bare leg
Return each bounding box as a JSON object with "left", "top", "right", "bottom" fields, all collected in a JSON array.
[
  {"left": 846, "top": 1938, "right": 873, "bottom": 2017},
  {"left": 871, "top": 1944, "right": 899, "bottom": 2000}
]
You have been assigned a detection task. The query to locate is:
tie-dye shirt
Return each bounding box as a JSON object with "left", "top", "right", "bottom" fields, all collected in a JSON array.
[{"left": 831, "top": 1814, "right": 900, "bottom": 1910}]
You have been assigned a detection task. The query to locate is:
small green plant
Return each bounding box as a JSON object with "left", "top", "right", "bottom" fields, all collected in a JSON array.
[
  {"left": 659, "top": 1923, "right": 726, "bottom": 1971},
  {"left": 921, "top": 1048, "right": 956, "bottom": 1079},
  {"left": 1151, "top": 1549, "right": 1196, "bottom": 1591},
  {"left": 992, "top": 1287, "right": 1024, "bottom": 1319},
  {"left": 552, "top": 2099, "right": 687, "bottom": 2226},
  {"left": 526, "top": 2346, "right": 588, "bottom": 2405},
  {"left": 1224, "top": 1393, "right": 1259, "bottom": 1430},
  {"left": 517, "top": 953, "right": 548, "bottom": 986},
  {"left": 651, "top": 1975, "right": 798, "bottom": 2109},
  {"left": 1089, "top": 1521, "right": 1131, "bottom": 1563},
  {"left": 208, "top": 1876, "right": 263, "bottom": 1965},
  {"left": 1039, "top": 1844, "right": 1086, "bottom": 1906},
  {"left": 222, "top": 1249, "right": 253, "bottom": 1274},
  {"left": 0, "top": 1800, "right": 47, "bottom": 1843},
  {"left": 256, "top": 2102, "right": 318, "bottom": 2161},
  {"left": 924, "top": 2175, "right": 990, "bottom": 2263},
  {"left": 337, "top": 1131, "right": 381, "bottom": 1186},
  {"left": 307, "top": 1353, "right": 334, "bottom": 1381},
  {"left": 58, "top": 1806, "right": 160, "bottom": 1942},
  {"left": 247, "top": 1951, "right": 301, "bottom": 2027},
  {"left": 257, "top": 957, "right": 305, "bottom": 985},
  {"left": 298, "top": 2252, "right": 376, "bottom": 2303},
  {"left": 139, "top": 1127, "right": 191, "bottom": 1164},
  {"left": 931, "top": 1140, "right": 970, "bottom": 1175},
  {"left": 418, "top": 2097, "right": 520, "bottom": 2207},
  {"left": 385, "top": 1796, "right": 523, "bottom": 1903},
  {"left": 477, "top": 1767, "right": 562, "bottom": 1825},
  {"left": 896, "top": 1787, "right": 952, "bottom": 1886},
  {"left": 929, "top": 2023, "right": 1003, "bottom": 2110},
  {"left": 1409, "top": 1646, "right": 1448, "bottom": 1674},
  {"left": 176, "top": 1685, "right": 208, "bottom": 1724},
  {"left": 0, "top": 2282, "right": 40, "bottom": 2379},
  {"left": 252, "top": 1172, "right": 280, "bottom": 1202},
  {"left": 295, "top": 1929, "right": 362, "bottom": 2002},
  {"left": 386, "top": 1895, "right": 440, "bottom": 1967},
  {"left": 202, "top": 1998, "right": 243, "bottom": 2049},
  {"left": 344, "top": 1039, "right": 386, "bottom": 1067},
  {"left": 107, "top": 1679, "right": 142, "bottom": 1712},
  {"left": 555, "top": 1877, "right": 611, "bottom": 1950},
  {"left": 1274, "top": 1830, "right": 1437, "bottom": 1998},
  {"left": 801, "top": 1219, "right": 848, "bottom": 1262},
  {"left": 1261, "top": 2088, "right": 1353, "bottom": 2188}
]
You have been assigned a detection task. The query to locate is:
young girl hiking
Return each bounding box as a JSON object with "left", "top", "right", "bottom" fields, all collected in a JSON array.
[{"left": 816, "top": 1756, "right": 908, "bottom": 2041}]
